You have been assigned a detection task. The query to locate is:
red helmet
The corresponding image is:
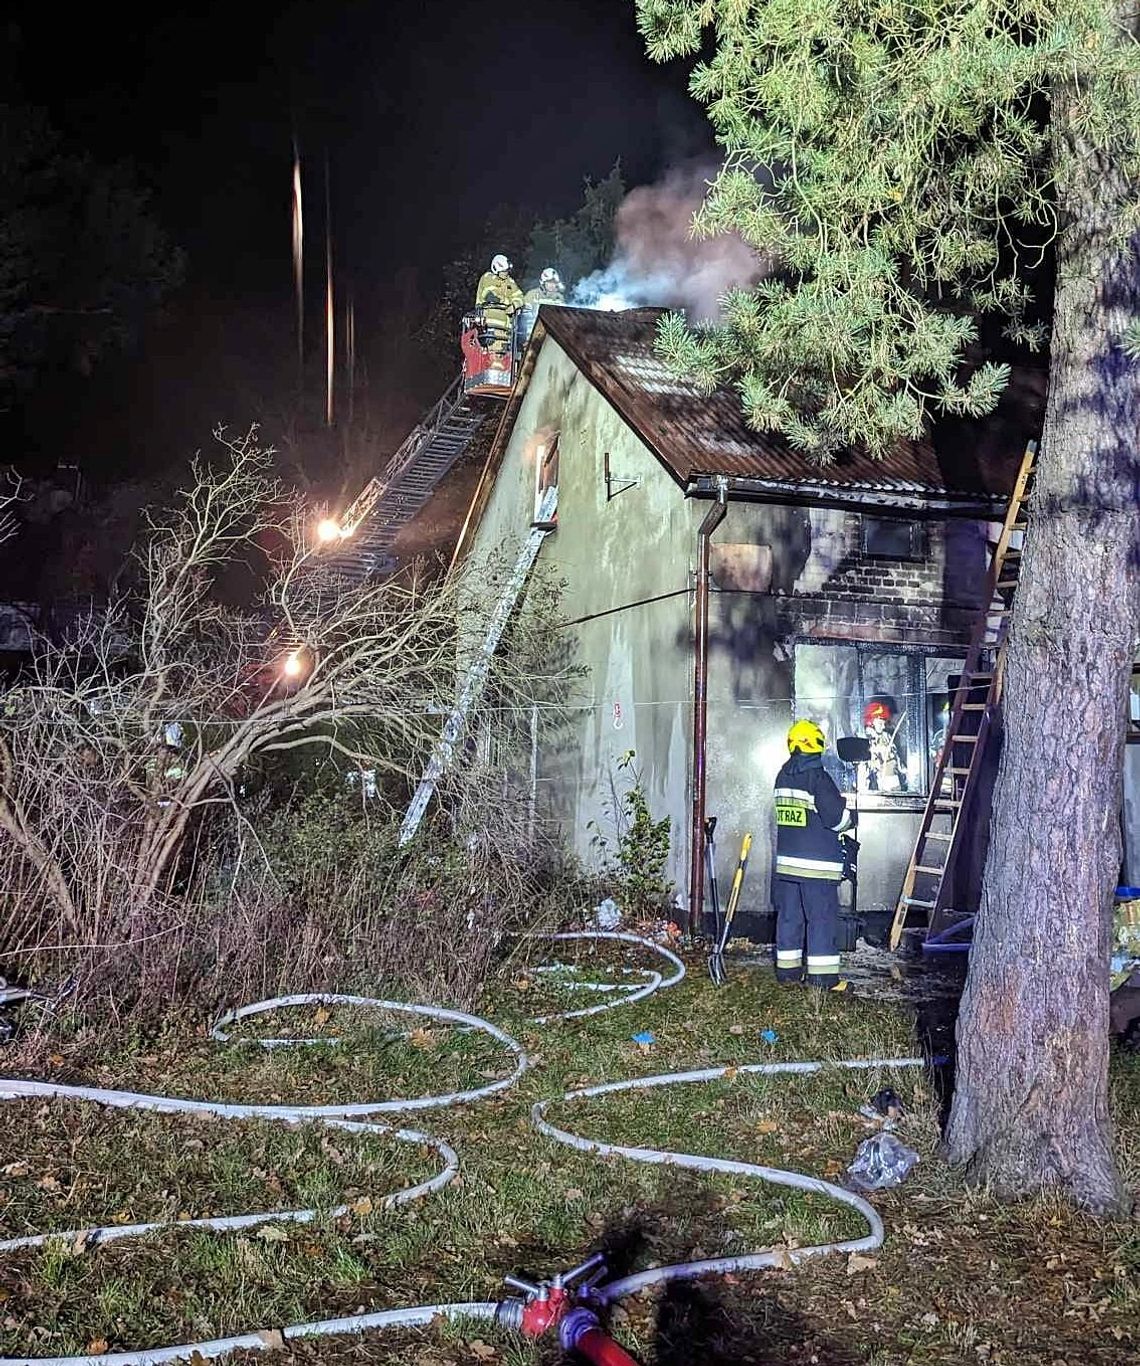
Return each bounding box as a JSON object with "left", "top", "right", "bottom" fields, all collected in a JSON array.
[{"left": 864, "top": 700, "right": 892, "bottom": 726}]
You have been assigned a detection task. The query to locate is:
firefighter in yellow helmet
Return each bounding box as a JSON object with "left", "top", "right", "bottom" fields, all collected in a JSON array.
[
  {"left": 475, "top": 254, "right": 524, "bottom": 359},
  {"left": 772, "top": 719, "right": 853, "bottom": 989}
]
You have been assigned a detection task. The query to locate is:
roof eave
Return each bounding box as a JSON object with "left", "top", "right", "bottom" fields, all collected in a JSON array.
[{"left": 686, "top": 474, "right": 1006, "bottom": 520}]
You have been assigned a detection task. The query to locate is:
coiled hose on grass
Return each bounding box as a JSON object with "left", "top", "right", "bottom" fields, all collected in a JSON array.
[{"left": 0, "top": 934, "right": 923, "bottom": 1366}]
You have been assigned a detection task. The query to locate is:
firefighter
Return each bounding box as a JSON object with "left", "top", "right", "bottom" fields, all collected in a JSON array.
[
  {"left": 475, "top": 254, "right": 523, "bottom": 359},
  {"left": 475, "top": 254, "right": 524, "bottom": 311},
  {"left": 772, "top": 719, "right": 853, "bottom": 989},
  {"left": 524, "top": 267, "right": 566, "bottom": 306},
  {"left": 864, "top": 698, "right": 905, "bottom": 792}
]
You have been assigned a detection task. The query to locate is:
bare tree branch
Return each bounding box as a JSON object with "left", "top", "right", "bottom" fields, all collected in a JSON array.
[{"left": 0, "top": 428, "right": 570, "bottom": 969}]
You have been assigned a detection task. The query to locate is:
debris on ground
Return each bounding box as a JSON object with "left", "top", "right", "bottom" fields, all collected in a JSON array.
[
  {"left": 870, "top": 1087, "right": 905, "bottom": 1118},
  {"left": 847, "top": 1132, "right": 920, "bottom": 1191},
  {"left": 593, "top": 897, "right": 622, "bottom": 930}
]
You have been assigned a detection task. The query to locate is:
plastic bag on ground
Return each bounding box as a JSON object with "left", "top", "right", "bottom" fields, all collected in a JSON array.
[
  {"left": 846, "top": 1132, "right": 919, "bottom": 1191},
  {"left": 593, "top": 898, "right": 622, "bottom": 930}
]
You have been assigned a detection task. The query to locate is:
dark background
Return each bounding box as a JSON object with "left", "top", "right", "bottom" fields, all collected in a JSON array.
[{"left": 5, "top": 1, "right": 710, "bottom": 484}]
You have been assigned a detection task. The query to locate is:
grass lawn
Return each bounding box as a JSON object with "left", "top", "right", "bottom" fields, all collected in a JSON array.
[{"left": 0, "top": 938, "right": 1137, "bottom": 1365}]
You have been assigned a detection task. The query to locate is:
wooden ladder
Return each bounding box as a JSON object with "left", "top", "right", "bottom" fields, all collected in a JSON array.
[{"left": 888, "top": 441, "right": 1038, "bottom": 950}]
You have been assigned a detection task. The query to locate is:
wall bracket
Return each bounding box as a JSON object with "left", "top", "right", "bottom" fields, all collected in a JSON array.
[{"left": 604, "top": 452, "right": 640, "bottom": 502}]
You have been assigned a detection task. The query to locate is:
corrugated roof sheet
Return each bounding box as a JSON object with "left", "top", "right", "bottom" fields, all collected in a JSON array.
[{"left": 539, "top": 306, "right": 1033, "bottom": 502}]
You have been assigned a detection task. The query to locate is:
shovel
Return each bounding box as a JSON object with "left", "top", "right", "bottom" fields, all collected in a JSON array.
[
  {"left": 708, "top": 831, "right": 753, "bottom": 986},
  {"left": 703, "top": 817, "right": 722, "bottom": 948}
]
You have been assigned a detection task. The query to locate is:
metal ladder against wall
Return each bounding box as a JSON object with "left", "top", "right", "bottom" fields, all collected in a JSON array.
[
  {"left": 888, "top": 441, "right": 1038, "bottom": 951},
  {"left": 321, "top": 374, "right": 489, "bottom": 583},
  {"left": 398, "top": 484, "right": 559, "bottom": 847}
]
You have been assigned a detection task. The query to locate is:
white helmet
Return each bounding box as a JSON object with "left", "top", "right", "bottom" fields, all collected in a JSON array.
[
  {"left": 490, "top": 254, "right": 511, "bottom": 275},
  {"left": 540, "top": 267, "right": 562, "bottom": 287}
]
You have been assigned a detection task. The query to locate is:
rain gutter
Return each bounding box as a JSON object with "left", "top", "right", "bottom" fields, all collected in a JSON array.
[{"left": 686, "top": 474, "right": 1007, "bottom": 520}]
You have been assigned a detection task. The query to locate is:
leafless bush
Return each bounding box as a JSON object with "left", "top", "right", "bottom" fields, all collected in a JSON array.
[
  {"left": 0, "top": 429, "right": 576, "bottom": 1012},
  {"left": 0, "top": 472, "right": 21, "bottom": 546}
]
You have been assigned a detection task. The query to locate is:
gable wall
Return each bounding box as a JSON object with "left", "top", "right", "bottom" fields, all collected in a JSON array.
[{"left": 464, "top": 340, "right": 701, "bottom": 896}]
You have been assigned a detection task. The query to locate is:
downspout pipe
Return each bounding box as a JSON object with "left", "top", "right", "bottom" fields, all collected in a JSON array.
[{"left": 688, "top": 477, "right": 729, "bottom": 936}]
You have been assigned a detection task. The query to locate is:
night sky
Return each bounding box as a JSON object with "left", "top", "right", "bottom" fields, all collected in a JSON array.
[
  {"left": 9, "top": 1, "right": 710, "bottom": 307},
  {"left": 5, "top": 2, "right": 712, "bottom": 484}
]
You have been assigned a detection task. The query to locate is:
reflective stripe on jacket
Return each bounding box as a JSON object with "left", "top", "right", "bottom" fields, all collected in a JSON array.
[
  {"left": 476, "top": 271, "right": 524, "bottom": 311},
  {"left": 524, "top": 286, "right": 565, "bottom": 305},
  {"left": 773, "top": 752, "right": 851, "bottom": 882}
]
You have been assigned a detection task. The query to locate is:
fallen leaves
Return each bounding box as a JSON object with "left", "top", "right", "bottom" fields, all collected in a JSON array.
[
  {"left": 84, "top": 1338, "right": 109, "bottom": 1355},
  {"left": 1, "top": 1161, "right": 29, "bottom": 1178},
  {"left": 755, "top": 1119, "right": 779, "bottom": 1135},
  {"left": 350, "top": 1196, "right": 374, "bottom": 1216},
  {"left": 257, "top": 1329, "right": 286, "bottom": 1350},
  {"left": 255, "top": 1223, "right": 290, "bottom": 1243},
  {"left": 847, "top": 1253, "right": 879, "bottom": 1275},
  {"left": 468, "top": 1341, "right": 497, "bottom": 1360}
]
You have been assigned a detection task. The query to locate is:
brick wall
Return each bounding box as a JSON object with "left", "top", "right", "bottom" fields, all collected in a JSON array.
[{"left": 784, "top": 510, "right": 987, "bottom": 649}]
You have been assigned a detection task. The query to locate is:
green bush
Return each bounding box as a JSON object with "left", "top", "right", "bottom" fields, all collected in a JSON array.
[{"left": 588, "top": 751, "right": 673, "bottom": 919}]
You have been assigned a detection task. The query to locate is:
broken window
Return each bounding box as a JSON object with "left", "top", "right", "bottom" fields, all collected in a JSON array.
[
  {"left": 534, "top": 435, "right": 559, "bottom": 523},
  {"left": 861, "top": 515, "right": 924, "bottom": 561},
  {"left": 793, "top": 642, "right": 962, "bottom": 797}
]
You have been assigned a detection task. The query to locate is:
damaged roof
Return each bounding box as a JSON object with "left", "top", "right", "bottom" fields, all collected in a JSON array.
[{"left": 537, "top": 306, "right": 1040, "bottom": 513}]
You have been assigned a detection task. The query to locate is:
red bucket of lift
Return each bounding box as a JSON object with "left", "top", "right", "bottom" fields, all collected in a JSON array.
[{"left": 460, "top": 308, "right": 516, "bottom": 397}]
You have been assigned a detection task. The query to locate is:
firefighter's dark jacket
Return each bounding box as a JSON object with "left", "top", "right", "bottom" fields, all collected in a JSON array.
[{"left": 773, "top": 752, "right": 852, "bottom": 882}]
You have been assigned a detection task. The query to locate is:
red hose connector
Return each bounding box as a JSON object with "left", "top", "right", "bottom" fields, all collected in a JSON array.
[
  {"left": 560, "top": 1308, "right": 641, "bottom": 1365},
  {"left": 519, "top": 1285, "right": 569, "bottom": 1337}
]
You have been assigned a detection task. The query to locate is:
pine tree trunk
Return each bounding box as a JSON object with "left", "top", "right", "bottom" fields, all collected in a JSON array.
[{"left": 945, "top": 83, "right": 1140, "bottom": 1211}]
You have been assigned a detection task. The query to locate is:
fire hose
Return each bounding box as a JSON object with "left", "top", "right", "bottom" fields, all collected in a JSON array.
[{"left": 0, "top": 934, "right": 924, "bottom": 1366}]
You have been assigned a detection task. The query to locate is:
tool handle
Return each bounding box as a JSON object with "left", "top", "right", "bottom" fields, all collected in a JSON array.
[{"left": 723, "top": 832, "right": 753, "bottom": 925}]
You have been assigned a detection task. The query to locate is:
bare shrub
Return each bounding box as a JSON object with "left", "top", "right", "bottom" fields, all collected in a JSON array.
[{"left": 0, "top": 429, "right": 578, "bottom": 1015}]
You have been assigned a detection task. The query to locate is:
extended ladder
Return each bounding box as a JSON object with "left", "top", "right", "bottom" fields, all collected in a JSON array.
[
  {"left": 320, "top": 374, "right": 489, "bottom": 583},
  {"left": 398, "top": 485, "right": 559, "bottom": 846},
  {"left": 888, "top": 441, "right": 1038, "bottom": 950}
]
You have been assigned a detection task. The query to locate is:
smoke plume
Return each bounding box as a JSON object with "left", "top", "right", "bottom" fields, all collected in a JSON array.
[{"left": 570, "top": 163, "right": 762, "bottom": 321}]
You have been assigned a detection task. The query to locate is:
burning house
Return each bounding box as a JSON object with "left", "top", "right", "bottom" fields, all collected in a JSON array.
[{"left": 452, "top": 304, "right": 1140, "bottom": 939}]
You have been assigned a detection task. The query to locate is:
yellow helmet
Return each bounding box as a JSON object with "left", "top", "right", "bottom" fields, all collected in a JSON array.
[{"left": 787, "top": 719, "right": 826, "bottom": 754}]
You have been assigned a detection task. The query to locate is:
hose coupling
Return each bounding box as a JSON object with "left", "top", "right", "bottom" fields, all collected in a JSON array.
[
  {"left": 495, "top": 1298, "right": 525, "bottom": 1331},
  {"left": 560, "top": 1306, "right": 601, "bottom": 1351}
]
